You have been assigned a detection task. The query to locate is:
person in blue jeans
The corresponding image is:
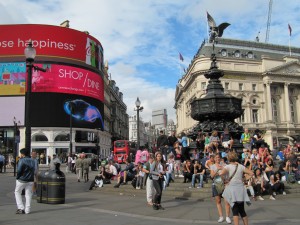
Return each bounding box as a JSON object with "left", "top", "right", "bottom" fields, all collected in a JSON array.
[{"left": 190, "top": 160, "right": 206, "bottom": 188}]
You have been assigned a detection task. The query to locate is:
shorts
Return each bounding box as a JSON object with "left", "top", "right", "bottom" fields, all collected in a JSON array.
[{"left": 212, "top": 184, "right": 223, "bottom": 198}]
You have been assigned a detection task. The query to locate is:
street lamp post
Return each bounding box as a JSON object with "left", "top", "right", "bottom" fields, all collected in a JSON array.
[
  {"left": 24, "top": 41, "right": 46, "bottom": 151},
  {"left": 134, "top": 97, "right": 143, "bottom": 150},
  {"left": 13, "top": 117, "right": 20, "bottom": 177}
]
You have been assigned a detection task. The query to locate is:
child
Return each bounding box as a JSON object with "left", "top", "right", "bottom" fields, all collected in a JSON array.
[
  {"left": 164, "top": 155, "right": 175, "bottom": 189},
  {"left": 136, "top": 162, "right": 145, "bottom": 189}
]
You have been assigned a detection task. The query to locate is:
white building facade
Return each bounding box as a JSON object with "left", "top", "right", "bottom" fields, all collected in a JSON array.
[{"left": 175, "top": 38, "right": 300, "bottom": 149}]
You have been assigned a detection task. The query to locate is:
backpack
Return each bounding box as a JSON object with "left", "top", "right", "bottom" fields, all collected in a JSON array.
[{"left": 287, "top": 173, "right": 296, "bottom": 184}]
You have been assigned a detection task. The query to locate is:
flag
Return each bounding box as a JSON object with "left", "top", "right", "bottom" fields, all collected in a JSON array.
[
  {"left": 179, "top": 52, "right": 184, "bottom": 61},
  {"left": 288, "top": 24, "right": 292, "bottom": 36}
]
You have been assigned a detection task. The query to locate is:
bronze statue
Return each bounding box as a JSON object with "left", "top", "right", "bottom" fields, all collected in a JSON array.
[{"left": 207, "top": 12, "right": 230, "bottom": 47}]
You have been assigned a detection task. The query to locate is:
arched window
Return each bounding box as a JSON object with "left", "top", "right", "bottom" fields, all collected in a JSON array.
[
  {"left": 32, "top": 134, "right": 48, "bottom": 142},
  {"left": 54, "top": 134, "right": 69, "bottom": 142},
  {"left": 271, "top": 98, "right": 279, "bottom": 122},
  {"left": 290, "top": 99, "right": 297, "bottom": 123}
]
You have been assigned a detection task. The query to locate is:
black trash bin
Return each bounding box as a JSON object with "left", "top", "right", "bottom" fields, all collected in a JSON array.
[
  {"left": 36, "top": 170, "right": 47, "bottom": 203},
  {"left": 37, "top": 170, "right": 65, "bottom": 204}
]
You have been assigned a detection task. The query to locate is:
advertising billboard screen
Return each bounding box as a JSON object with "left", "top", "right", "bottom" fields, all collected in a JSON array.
[
  {"left": 30, "top": 93, "right": 104, "bottom": 130},
  {"left": 0, "top": 24, "right": 104, "bottom": 72},
  {"left": 0, "top": 62, "right": 104, "bottom": 101}
]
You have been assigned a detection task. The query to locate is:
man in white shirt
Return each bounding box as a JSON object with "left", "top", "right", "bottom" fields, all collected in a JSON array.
[{"left": 107, "top": 160, "right": 118, "bottom": 179}]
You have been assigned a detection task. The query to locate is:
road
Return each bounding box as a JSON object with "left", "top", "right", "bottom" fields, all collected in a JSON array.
[{"left": 0, "top": 167, "right": 300, "bottom": 225}]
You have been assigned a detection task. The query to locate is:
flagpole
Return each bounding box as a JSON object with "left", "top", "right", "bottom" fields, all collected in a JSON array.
[{"left": 289, "top": 36, "right": 291, "bottom": 56}]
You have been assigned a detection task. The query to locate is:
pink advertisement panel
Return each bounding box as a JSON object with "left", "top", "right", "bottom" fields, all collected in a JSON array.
[
  {"left": 0, "top": 62, "right": 104, "bottom": 101},
  {"left": 0, "top": 24, "right": 104, "bottom": 72},
  {"left": 32, "top": 64, "right": 104, "bottom": 101}
]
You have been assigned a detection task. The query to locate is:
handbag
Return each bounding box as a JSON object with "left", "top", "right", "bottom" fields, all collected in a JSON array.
[{"left": 214, "top": 164, "right": 238, "bottom": 195}]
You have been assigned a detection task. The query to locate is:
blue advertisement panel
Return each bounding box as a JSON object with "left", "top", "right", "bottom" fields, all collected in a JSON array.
[{"left": 30, "top": 93, "right": 104, "bottom": 130}]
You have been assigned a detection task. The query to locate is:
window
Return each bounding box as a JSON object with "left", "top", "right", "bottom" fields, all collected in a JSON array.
[
  {"left": 290, "top": 99, "right": 297, "bottom": 123},
  {"left": 221, "top": 49, "right": 227, "bottom": 57},
  {"left": 247, "top": 51, "right": 253, "bottom": 59},
  {"left": 225, "top": 82, "right": 229, "bottom": 90},
  {"left": 252, "top": 84, "right": 256, "bottom": 91},
  {"left": 234, "top": 50, "right": 240, "bottom": 58},
  {"left": 201, "top": 82, "right": 206, "bottom": 90},
  {"left": 271, "top": 98, "right": 278, "bottom": 122},
  {"left": 239, "top": 83, "right": 243, "bottom": 91},
  {"left": 238, "top": 110, "right": 245, "bottom": 123},
  {"left": 252, "top": 99, "right": 257, "bottom": 105},
  {"left": 252, "top": 109, "right": 258, "bottom": 123}
]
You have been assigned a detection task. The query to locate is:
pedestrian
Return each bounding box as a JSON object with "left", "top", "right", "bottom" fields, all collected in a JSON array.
[
  {"left": 31, "top": 151, "right": 39, "bottom": 196},
  {"left": 143, "top": 154, "right": 155, "bottom": 205},
  {"left": 156, "top": 130, "right": 169, "bottom": 161},
  {"left": 150, "top": 151, "right": 166, "bottom": 210},
  {"left": 0, "top": 152, "right": 5, "bottom": 173},
  {"left": 167, "top": 131, "right": 178, "bottom": 156},
  {"left": 210, "top": 154, "right": 231, "bottom": 223},
  {"left": 49, "top": 154, "right": 61, "bottom": 171},
  {"left": 67, "top": 153, "right": 72, "bottom": 173},
  {"left": 83, "top": 154, "right": 91, "bottom": 183},
  {"left": 219, "top": 151, "right": 254, "bottom": 225},
  {"left": 14, "top": 148, "right": 35, "bottom": 214},
  {"left": 179, "top": 132, "right": 189, "bottom": 161},
  {"left": 75, "top": 154, "right": 84, "bottom": 182}
]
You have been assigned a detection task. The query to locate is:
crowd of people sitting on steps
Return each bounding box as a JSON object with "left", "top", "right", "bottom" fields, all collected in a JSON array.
[{"left": 81, "top": 128, "right": 300, "bottom": 222}]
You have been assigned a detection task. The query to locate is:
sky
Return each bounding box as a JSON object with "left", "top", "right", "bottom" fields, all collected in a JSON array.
[{"left": 1, "top": 0, "right": 300, "bottom": 123}]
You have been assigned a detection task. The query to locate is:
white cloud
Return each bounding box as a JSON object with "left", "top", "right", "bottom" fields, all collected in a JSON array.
[{"left": 1, "top": 0, "right": 300, "bottom": 124}]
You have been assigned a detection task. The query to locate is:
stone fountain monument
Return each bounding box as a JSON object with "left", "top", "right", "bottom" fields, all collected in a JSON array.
[{"left": 189, "top": 13, "right": 244, "bottom": 152}]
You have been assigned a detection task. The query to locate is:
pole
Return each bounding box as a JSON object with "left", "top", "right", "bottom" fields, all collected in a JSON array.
[
  {"left": 4, "top": 131, "right": 7, "bottom": 173},
  {"left": 25, "top": 63, "right": 33, "bottom": 152},
  {"left": 13, "top": 122, "right": 17, "bottom": 177},
  {"left": 69, "top": 104, "right": 73, "bottom": 156},
  {"left": 137, "top": 107, "right": 140, "bottom": 150}
]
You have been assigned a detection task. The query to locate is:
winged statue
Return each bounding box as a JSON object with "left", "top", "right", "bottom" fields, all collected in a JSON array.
[{"left": 207, "top": 12, "right": 230, "bottom": 44}]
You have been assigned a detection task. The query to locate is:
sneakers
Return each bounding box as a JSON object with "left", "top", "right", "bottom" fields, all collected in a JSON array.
[
  {"left": 16, "top": 209, "right": 25, "bottom": 214},
  {"left": 197, "top": 186, "right": 202, "bottom": 189},
  {"left": 152, "top": 204, "right": 159, "bottom": 210},
  {"left": 258, "top": 196, "right": 264, "bottom": 200},
  {"left": 226, "top": 217, "right": 232, "bottom": 224},
  {"left": 283, "top": 191, "right": 286, "bottom": 195},
  {"left": 157, "top": 205, "right": 165, "bottom": 210},
  {"left": 270, "top": 195, "right": 276, "bottom": 200},
  {"left": 218, "top": 216, "right": 224, "bottom": 223},
  {"left": 273, "top": 192, "right": 277, "bottom": 196}
]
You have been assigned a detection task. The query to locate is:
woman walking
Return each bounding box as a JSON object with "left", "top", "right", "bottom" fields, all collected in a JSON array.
[
  {"left": 210, "top": 153, "right": 231, "bottom": 223},
  {"left": 143, "top": 154, "right": 155, "bottom": 205},
  {"left": 219, "top": 151, "right": 254, "bottom": 225},
  {"left": 150, "top": 151, "right": 166, "bottom": 210}
]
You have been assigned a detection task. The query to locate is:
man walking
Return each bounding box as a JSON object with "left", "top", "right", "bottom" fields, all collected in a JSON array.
[
  {"left": 156, "top": 130, "right": 169, "bottom": 161},
  {"left": 168, "top": 131, "right": 178, "bottom": 156},
  {"left": 75, "top": 154, "right": 84, "bottom": 182},
  {"left": 15, "top": 148, "right": 35, "bottom": 214}
]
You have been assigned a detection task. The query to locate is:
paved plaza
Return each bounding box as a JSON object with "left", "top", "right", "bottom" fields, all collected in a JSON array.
[{"left": 1, "top": 167, "right": 300, "bottom": 225}]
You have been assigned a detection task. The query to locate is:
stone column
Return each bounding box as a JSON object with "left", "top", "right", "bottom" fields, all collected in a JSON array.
[
  {"left": 265, "top": 82, "right": 273, "bottom": 122},
  {"left": 284, "top": 83, "right": 292, "bottom": 129}
]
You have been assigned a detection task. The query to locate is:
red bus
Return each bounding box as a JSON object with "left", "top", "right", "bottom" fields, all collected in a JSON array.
[{"left": 113, "top": 140, "right": 136, "bottom": 163}]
